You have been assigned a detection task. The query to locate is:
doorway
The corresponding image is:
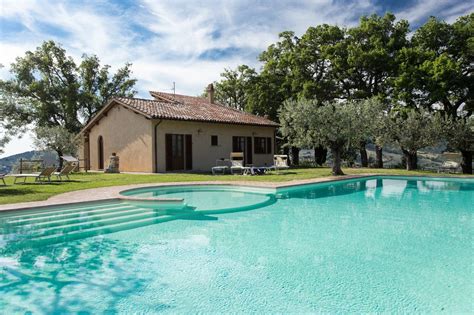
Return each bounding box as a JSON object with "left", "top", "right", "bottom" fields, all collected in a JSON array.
[
  {"left": 165, "top": 134, "right": 192, "bottom": 171},
  {"left": 232, "top": 136, "right": 253, "bottom": 165},
  {"left": 98, "top": 136, "right": 104, "bottom": 170}
]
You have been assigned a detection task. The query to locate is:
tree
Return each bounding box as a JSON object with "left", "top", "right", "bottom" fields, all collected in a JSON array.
[
  {"left": 208, "top": 65, "right": 257, "bottom": 111},
  {"left": 33, "top": 126, "right": 79, "bottom": 168},
  {"left": 280, "top": 99, "right": 375, "bottom": 175},
  {"left": 393, "top": 14, "right": 473, "bottom": 172},
  {"left": 442, "top": 116, "right": 474, "bottom": 174},
  {"left": 331, "top": 13, "right": 409, "bottom": 167},
  {"left": 384, "top": 109, "right": 442, "bottom": 170},
  {"left": 251, "top": 32, "right": 302, "bottom": 164},
  {"left": 0, "top": 83, "right": 29, "bottom": 154},
  {"left": 0, "top": 40, "right": 137, "bottom": 142}
]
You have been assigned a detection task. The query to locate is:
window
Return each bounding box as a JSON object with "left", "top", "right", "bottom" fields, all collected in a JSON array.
[
  {"left": 211, "top": 135, "right": 218, "bottom": 146},
  {"left": 232, "top": 136, "right": 246, "bottom": 152},
  {"left": 254, "top": 137, "right": 272, "bottom": 154},
  {"left": 266, "top": 137, "right": 272, "bottom": 154}
]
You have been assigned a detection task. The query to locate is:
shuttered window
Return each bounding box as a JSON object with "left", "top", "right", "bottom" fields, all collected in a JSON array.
[{"left": 254, "top": 137, "right": 272, "bottom": 154}]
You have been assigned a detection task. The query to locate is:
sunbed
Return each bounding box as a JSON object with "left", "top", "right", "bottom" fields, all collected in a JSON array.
[
  {"left": 11, "top": 167, "right": 56, "bottom": 184},
  {"left": 212, "top": 159, "right": 230, "bottom": 175},
  {"left": 54, "top": 164, "right": 75, "bottom": 181},
  {"left": 268, "top": 155, "right": 290, "bottom": 172},
  {"left": 229, "top": 152, "right": 251, "bottom": 175},
  {"left": 0, "top": 173, "right": 6, "bottom": 186}
]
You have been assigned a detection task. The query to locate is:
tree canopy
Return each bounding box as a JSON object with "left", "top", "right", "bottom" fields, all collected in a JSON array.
[
  {"left": 209, "top": 12, "right": 473, "bottom": 173},
  {"left": 280, "top": 98, "right": 380, "bottom": 175},
  {"left": 0, "top": 40, "right": 137, "bottom": 157}
]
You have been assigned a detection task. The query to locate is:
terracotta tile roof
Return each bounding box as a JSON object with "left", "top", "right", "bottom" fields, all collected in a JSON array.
[{"left": 112, "top": 91, "right": 278, "bottom": 127}]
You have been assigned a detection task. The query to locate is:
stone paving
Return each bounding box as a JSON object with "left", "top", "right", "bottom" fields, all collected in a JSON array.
[{"left": 0, "top": 174, "right": 379, "bottom": 212}]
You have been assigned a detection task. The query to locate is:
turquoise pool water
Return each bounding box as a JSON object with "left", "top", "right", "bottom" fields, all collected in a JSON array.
[{"left": 0, "top": 176, "right": 473, "bottom": 313}]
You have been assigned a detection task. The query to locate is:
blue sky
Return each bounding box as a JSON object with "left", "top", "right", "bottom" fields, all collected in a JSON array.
[{"left": 0, "top": 0, "right": 473, "bottom": 157}]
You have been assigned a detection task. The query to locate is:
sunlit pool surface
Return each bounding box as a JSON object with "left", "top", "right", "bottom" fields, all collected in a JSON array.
[{"left": 0, "top": 176, "right": 473, "bottom": 313}]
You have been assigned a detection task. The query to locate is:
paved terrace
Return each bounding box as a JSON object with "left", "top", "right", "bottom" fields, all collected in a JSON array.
[{"left": 0, "top": 174, "right": 378, "bottom": 212}]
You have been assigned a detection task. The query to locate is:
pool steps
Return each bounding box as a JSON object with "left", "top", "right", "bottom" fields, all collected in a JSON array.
[{"left": 0, "top": 201, "right": 198, "bottom": 250}]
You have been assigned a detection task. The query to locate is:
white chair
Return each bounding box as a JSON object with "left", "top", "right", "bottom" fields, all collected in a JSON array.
[
  {"left": 212, "top": 159, "right": 230, "bottom": 175},
  {"left": 269, "top": 155, "right": 290, "bottom": 172},
  {"left": 229, "top": 152, "right": 251, "bottom": 175}
]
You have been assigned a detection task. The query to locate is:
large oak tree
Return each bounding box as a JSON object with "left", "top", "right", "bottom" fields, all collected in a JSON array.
[{"left": 0, "top": 40, "right": 137, "bottom": 161}]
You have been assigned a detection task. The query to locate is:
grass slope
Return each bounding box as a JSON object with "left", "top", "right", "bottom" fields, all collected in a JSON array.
[{"left": 0, "top": 168, "right": 471, "bottom": 205}]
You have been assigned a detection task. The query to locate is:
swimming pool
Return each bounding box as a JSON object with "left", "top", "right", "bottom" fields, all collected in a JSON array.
[{"left": 1, "top": 176, "right": 473, "bottom": 313}]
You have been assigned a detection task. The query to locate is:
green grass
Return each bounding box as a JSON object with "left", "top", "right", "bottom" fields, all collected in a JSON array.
[{"left": 1, "top": 168, "right": 471, "bottom": 205}]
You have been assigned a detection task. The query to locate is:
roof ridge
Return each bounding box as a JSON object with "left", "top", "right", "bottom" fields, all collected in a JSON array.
[
  {"left": 150, "top": 90, "right": 261, "bottom": 117},
  {"left": 150, "top": 91, "right": 205, "bottom": 99}
]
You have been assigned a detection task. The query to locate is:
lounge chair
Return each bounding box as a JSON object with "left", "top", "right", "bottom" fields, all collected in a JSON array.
[
  {"left": 11, "top": 167, "right": 56, "bottom": 184},
  {"left": 0, "top": 173, "right": 6, "bottom": 186},
  {"left": 212, "top": 159, "right": 230, "bottom": 175},
  {"left": 54, "top": 163, "right": 75, "bottom": 181},
  {"left": 268, "top": 155, "right": 290, "bottom": 172},
  {"left": 229, "top": 152, "right": 251, "bottom": 175}
]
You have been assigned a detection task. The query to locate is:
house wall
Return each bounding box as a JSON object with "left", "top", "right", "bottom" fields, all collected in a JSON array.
[
  {"left": 86, "top": 105, "right": 154, "bottom": 172},
  {"left": 154, "top": 120, "right": 276, "bottom": 172}
]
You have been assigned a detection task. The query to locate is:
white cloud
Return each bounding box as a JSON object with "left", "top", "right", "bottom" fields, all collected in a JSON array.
[{"left": 397, "top": 0, "right": 474, "bottom": 26}]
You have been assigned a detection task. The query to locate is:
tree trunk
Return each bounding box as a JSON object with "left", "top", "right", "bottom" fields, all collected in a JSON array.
[
  {"left": 291, "top": 147, "right": 300, "bottom": 166},
  {"left": 374, "top": 145, "right": 383, "bottom": 168},
  {"left": 314, "top": 145, "right": 327, "bottom": 166},
  {"left": 402, "top": 149, "right": 417, "bottom": 170},
  {"left": 460, "top": 150, "right": 473, "bottom": 174},
  {"left": 330, "top": 146, "right": 344, "bottom": 176},
  {"left": 359, "top": 141, "right": 368, "bottom": 167},
  {"left": 376, "top": 178, "right": 383, "bottom": 188},
  {"left": 56, "top": 150, "right": 63, "bottom": 171}
]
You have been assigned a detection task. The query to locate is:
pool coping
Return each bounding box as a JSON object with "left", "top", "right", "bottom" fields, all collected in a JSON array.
[{"left": 1, "top": 173, "right": 472, "bottom": 212}]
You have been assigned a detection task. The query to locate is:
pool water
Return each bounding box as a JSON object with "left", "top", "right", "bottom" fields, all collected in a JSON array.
[
  {"left": 120, "top": 185, "right": 276, "bottom": 211},
  {"left": 0, "top": 176, "right": 473, "bottom": 313}
]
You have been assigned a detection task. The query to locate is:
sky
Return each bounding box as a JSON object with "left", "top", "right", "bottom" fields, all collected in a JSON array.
[{"left": 0, "top": 0, "right": 472, "bottom": 158}]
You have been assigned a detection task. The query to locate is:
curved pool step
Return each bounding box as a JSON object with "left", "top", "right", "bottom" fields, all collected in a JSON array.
[
  {"left": 8, "top": 214, "right": 180, "bottom": 249},
  {"left": 1, "top": 204, "right": 137, "bottom": 227},
  {"left": 1, "top": 204, "right": 200, "bottom": 251},
  {"left": 2, "top": 208, "right": 161, "bottom": 239},
  {"left": 0, "top": 201, "right": 125, "bottom": 221}
]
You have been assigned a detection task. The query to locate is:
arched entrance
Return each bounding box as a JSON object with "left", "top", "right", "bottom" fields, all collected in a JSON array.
[{"left": 98, "top": 136, "right": 104, "bottom": 170}]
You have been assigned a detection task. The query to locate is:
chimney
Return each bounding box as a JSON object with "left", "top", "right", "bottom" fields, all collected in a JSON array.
[{"left": 207, "top": 83, "right": 214, "bottom": 104}]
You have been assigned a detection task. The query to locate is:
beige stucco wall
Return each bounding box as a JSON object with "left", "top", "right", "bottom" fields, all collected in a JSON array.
[
  {"left": 154, "top": 120, "right": 276, "bottom": 172},
  {"left": 87, "top": 105, "right": 154, "bottom": 172}
]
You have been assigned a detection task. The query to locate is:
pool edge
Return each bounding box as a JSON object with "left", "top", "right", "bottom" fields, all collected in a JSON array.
[{"left": 1, "top": 173, "right": 472, "bottom": 212}]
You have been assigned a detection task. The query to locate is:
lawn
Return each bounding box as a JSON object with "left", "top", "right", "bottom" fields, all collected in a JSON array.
[{"left": 0, "top": 168, "right": 471, "bottom": 205}]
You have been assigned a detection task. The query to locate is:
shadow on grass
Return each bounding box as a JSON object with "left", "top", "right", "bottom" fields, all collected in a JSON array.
[
  {"left": 0, "top": 187, "right": 36, "bottom": 196},
  {"left": 12, "top": 182, "right": 64, "bottom": 186},
  {"left": 268, "top": 171, "right": 298, "bottom": 176}
]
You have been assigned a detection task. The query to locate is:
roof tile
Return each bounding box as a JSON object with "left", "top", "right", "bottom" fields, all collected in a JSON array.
[{"left": 112, "top": 91, "right": 278, "bottom": 127}]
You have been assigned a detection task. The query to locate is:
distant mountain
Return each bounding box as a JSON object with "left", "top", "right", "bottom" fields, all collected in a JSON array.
[{"left": 0, "top": 150, "right": 58, "bottom": 173}]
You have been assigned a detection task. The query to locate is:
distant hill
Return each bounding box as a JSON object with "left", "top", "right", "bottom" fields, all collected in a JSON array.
[{"left": 0, "top": 150, "right": 58, "bottom": 173}]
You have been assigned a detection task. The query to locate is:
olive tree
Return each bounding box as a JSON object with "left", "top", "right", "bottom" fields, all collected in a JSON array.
[
  {"left": 33, "top": 126, "right": 79, "bottom": 168},
  {"left": 442, "top": 116, "right": 474, "bottom": 174},
  {"left": 385, "top": 109, "right": 442, "bottom": 170},
  {"left": 280, "top": 99, "right": 377, "bottom": 175}
]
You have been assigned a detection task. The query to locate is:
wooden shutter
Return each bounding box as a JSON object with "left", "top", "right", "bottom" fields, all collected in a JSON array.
[
  {"left": 185, "top": 134, "right": 193, "bottom": 170},
  {"left": 266, "top": 137, "right": 272, "bottom": 154},
  {"left": 165, "top": 134, "right": 172, "bottom": 171},
  {"left": 246, "top": 137, "right": 253, "bottom": 165}
]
